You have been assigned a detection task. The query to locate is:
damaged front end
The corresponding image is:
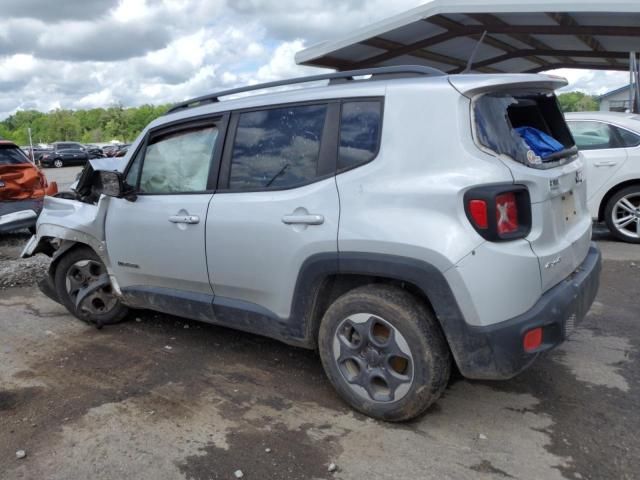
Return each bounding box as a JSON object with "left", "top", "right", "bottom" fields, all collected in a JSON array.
[{"left": 21, "top": 159, "right": 123, "bottom": 304}]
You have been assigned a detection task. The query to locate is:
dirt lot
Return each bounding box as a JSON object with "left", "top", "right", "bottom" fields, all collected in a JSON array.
[{"left": 0, "top": 223, "right": 638, "bottom": 480}]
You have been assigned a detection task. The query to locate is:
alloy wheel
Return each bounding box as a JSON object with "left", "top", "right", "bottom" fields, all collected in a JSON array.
[
  {"left": 332, "top": 313, "right": 414, "bottom": 403},
  {"left": 54, "top": 159, "right": 63, "bottom": 168},
  {"left": 612, "top": 193, "right": 640, "bottom": 240}
]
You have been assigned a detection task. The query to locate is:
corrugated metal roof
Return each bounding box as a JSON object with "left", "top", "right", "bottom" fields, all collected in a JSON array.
[{"left": 295, "top": 0, "right": 640, "bottom": 74}]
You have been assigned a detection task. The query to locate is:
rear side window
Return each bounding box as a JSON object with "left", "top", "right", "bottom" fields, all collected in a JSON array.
[
  {"left": 0, "top": 145, "right": 29, "bottom": 165},
  {"left": 474, "top": 92, "right": 576, "bottom": 169},
  {"left": 138, "top": 126, "right": 218, "bottom": 194},
  {"left": 229, "top": 104, "right": 327, "bottom": 190},
  {"left": 339, "top": 101, "right": 382, "bottom": 171},
  {"left": 568, "top": 121, "right": 619, "bottom": 150}
]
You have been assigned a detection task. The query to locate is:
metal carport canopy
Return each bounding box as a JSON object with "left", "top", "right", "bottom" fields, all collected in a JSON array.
[{"left": 295, "top": 0, "right": 640, "bottom": 74}]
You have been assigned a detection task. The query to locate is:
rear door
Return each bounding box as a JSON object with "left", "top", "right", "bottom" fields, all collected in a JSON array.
[
  {"left": 567, "top": 120, "right": 629, "bottom": 201},
  {"left": 205, "top": 102, "right": 339, "bottom": 320},
  {"left": 106, "top": 116, "right": 226, "bottom": 302}
]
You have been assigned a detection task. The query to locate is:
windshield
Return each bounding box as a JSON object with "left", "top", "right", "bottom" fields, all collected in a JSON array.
[
  {"left": 473, "top": 91, "right": 577, "bottom": 169},
  {"left": 0, "top": 145, "right": 30, "bottom": 165}
]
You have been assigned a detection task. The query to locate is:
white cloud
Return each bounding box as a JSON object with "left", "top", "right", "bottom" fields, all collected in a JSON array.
[{"left": 0, "top": 0, "right": 634, "bottom": 120}]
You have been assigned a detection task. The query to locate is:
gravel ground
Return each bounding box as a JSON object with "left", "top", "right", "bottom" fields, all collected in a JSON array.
[
  {"left": 0, "top": 221, "right": 638, "bottom": 480},
  {"left": 0, "top": 231, "right": 48, "bottom": 290}
]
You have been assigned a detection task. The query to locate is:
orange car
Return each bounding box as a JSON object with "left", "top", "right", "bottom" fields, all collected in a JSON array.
[{"left": 0, "top": 140, "right": 58, "bottom": 234}]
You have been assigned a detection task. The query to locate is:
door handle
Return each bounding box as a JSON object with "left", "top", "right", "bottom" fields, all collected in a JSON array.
[
  {"left": 281, "top": 214, "right": 324, "bottom": 225},
  {"left": 169, "top": 215, "right": 200, "bottom": 224},
  {"left": 594, "top": 161, "right": 617, "bottom": 167}
]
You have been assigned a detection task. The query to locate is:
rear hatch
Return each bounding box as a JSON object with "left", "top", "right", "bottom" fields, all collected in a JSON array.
[
  {"left": 0, "top": 144, "right": 48, "bottom": 201},
  {"left": 451, "top": 74, "right": 592, "bottom": 293}
]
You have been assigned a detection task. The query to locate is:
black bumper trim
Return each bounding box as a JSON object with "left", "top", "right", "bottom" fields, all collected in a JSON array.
[{"left": 457, "top": 244, "right": 602, "bottom": 379}]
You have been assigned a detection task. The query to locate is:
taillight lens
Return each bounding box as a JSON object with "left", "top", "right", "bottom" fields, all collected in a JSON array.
[
  {"left": 495, "top": 192, "right": 518, "bottom": 235},
  {"left": 468, "top": 200, "right": 488, "bottom": 229},
  {"left": 464, "top": 185, "right": 531, "bottom": 242}
]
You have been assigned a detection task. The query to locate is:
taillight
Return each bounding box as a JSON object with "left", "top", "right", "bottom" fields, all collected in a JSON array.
[
  {"left": 468, "top": 200, "right": 488, "bottom": 229},
  {"left": 464, "top": 185, "right": 531, "bottom": 242},
  {"left": 495, "top": 192, "right": 518, "bottom": 235}
]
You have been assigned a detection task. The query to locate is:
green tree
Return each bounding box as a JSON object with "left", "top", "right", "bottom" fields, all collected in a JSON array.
[
  {"left": 557, "top": 92, "right": 599, "bottom": 112},
  {"left": 0, "top": 103, "right": 170, "bottom": 144}
]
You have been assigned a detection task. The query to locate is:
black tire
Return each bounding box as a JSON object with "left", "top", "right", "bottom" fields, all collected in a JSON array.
[
  {"left": 604, "top": 185, "right": 640, "bottom": 244},
  {"left": 54, "top": 247, "right": 129, "bottom": 327},
  {"left": 53, "top": 158, "right": 64, "bottom": 168},
  {"left": 318, "top": 284, "right": 451, "bottom": 422}
]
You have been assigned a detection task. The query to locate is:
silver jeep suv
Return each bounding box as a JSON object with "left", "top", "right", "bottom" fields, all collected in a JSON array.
[{"left": 23, "top": 66, "right": 601, "bottom": 421}]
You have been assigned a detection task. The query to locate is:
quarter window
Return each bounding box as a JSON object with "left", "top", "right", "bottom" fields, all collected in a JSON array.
[
  {"left": 229, "top": 104, "right": 327, "bottom": 190},
  {"left": 615, "top": 126, "right": 640, "bottom": 148},
  {"left": 138, "top": 125, "right": 218, "bottom": 194},
  {"left": 339, "top": 101, "right": 382, "bottom": 170}
]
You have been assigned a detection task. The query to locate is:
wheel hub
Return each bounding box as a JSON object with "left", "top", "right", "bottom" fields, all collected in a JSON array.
[
  {"left": 364, "top": 347, "right": 382, "bottom": 368},
  {"left": 65, "top": 259, "right": 118, "bottom": 316},
  {"left": 332, "top": 313, "right": 414, "bottom": 403}
]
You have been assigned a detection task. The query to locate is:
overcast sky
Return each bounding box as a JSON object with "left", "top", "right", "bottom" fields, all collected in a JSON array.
[{"left": 0, "top": 0, "right": 630, "bottom": 120}]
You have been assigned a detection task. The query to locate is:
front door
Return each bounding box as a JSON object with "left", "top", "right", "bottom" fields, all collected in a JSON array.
[
  {"left": 206, "top": 103, "right": 339, "bottom": 321},
  {"left": 106, "top": 117, "right": 225, "bottom": 302}
]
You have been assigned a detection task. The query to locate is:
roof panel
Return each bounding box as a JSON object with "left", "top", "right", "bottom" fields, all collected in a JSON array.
[{"left": 295, "top": 0, "right": 640, "bottom": 74}]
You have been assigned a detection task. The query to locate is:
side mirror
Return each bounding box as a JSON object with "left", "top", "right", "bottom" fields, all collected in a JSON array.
[{"left": 97, "top": 170, "right": 124, "bottom": 198}]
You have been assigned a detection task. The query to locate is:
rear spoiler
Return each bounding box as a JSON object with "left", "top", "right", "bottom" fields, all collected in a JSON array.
[{"left": 448, "top": 74, "right": 568, "bottom": 98}]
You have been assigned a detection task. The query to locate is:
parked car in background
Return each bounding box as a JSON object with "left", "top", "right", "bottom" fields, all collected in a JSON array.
[
  {"left": 114, "top": 143, "right": 131, "bottom": 157},
  {"left": 84, "top": 145, "right": 105, "bottom": 159},
  {"left": 566, "top": 112, "right": 640, "bottom": 243},
  {"left": 103, "top": 144, "right": 129, "bottom": 157},
  {"left": 0, "top": 140, "right": 58, "bottom": 233},
  {"left": 23, "top": 67, "right": 601, "bottom": 421},
  {"left": 21, "top": 146, "right": 53, "bottom": 163},
  {"left": 40, "top": 142, "right": 89, "bottom": 168}
]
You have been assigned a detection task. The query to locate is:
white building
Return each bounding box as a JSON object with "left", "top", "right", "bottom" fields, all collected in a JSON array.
[{"left": 598, "top": 85, "right": 632, "bottom": 112}]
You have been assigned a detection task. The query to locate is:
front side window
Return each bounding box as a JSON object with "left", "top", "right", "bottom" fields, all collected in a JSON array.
[
  {"left": 338, "top": 101, "right": 382, "bottom": 171},
  {"left": 229, "top": 104, "right": 327, "bottom": 190},
  {"left": 138, "top": 125, "right": 218, "bottom": 194},
  {"left": 568, "top": 121, "right": 619, "bottom": 150}
]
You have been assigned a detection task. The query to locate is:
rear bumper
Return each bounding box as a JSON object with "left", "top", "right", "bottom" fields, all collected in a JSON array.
[
  {"left": 0, "top": 199, "right": 42, "bottom": 233},
  {"left": 455, "top": 244, "right": 602, "bottom": 379}
]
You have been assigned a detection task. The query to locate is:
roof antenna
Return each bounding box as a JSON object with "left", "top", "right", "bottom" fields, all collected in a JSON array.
[{"left": 463, "top": 30, "right": 488, "bottom": 73}]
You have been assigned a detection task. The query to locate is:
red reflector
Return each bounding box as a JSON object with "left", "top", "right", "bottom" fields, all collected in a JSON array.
[
  {"left": 523, "top": 328, "right": 543, "bottom": 352},
  {"left": 468, "top": 200, "right": 488, "bottom": 229},
  {"left": 496, "top": 192, "right": 519, "bottom": 235}
]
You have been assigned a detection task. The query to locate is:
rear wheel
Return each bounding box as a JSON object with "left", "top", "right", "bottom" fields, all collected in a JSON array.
[
  {"left": 318, "top": 284, "right": 451, "bottom": 422},
  {"left": 604, "top": 186, "right": 640, "bottom": 244},
  {"left": 53, "top": 159, "right": 63, "bottom": 168},
  {"left": 54, "top": 247, "right": 128, "bottom": 327}
]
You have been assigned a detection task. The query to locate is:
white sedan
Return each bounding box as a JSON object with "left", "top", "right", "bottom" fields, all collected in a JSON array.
[{"left": 566, "top": 112, "right": 640, "bottom": 243}]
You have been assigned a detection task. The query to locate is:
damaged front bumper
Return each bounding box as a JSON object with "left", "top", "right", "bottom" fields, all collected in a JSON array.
[{"left": 20, "top": 195, "right": 122, "bottom": 304}]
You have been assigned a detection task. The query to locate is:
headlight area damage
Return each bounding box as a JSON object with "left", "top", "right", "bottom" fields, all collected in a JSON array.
[{"left": 21, "top": 162, "right": 123, "bottom": 315}]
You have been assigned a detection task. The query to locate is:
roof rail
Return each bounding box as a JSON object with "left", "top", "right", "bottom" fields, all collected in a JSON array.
[{"left": 165, "top": 65, "right": 444, "bottom": 114}]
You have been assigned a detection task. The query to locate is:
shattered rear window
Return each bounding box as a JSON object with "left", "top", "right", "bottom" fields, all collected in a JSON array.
[{"left": 473, "top": 92, "right": 577, "bottom": 169}]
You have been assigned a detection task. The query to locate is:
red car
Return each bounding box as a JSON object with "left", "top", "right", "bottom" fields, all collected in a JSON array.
[{"left": 0, "top": 140, "right": 58, "bottom": 234}]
